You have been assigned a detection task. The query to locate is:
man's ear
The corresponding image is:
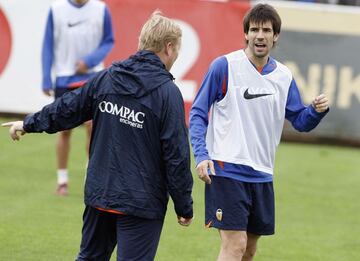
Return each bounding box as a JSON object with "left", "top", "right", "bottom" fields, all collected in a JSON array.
[
  {"left": 164, "top": 41, "right": 172, "bottom": 56},
  {"left": 244, "top": 33, "right": 249, "bottom": 42},
  {"left": 274, "top": 34, "right": 279, "bottom": 43}
]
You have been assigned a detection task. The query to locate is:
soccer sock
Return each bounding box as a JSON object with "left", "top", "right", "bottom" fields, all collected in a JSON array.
[{"left": 57, "top": 169, "right": 69, "bottom": 185}]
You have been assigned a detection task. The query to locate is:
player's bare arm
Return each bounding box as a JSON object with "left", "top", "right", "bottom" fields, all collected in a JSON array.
[
  {"left": 196, "top": 159, "right": 216, "bottom": 185},
  {"left": 2, "top": 121, "right": 26, "bottom": 141},
  {"left": 312, "top": 93, "right": 329, "bottom": 113}
]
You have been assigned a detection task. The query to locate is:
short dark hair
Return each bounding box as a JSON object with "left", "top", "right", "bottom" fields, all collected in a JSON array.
[{"left": 243, "top": 4, "right": 281, "bottom": 35}]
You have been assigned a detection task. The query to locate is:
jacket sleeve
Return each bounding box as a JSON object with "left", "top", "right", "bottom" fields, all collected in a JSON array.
[
  {"left": 285, "top": 78, "right": 328, "bottom": 132},
  {"left": 23, "top": 76, "right": 97, "bottom": 133},
  {"left": 160, "top": 83, "right": 193, "bottom": 218}
]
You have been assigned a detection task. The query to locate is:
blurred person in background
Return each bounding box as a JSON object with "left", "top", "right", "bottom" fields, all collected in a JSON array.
[
  {"left": 3, "top": 11, "right": 193, "bottom": 261},
  {"left": 288, "top": 0, "right": 360, "bottom": 5},
  {"left": 190, "top": 3, "right": 329, "bottom": 261},
  {"left": 337, "top": 0, "right": 360, "bottom": 5},
  {"left": 42, "top": 0, "right": 114, "bottom": 196}
]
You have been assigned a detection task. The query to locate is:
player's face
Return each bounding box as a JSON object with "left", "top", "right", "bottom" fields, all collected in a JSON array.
[
  {"left": 74, "top": 0, "right": 89, "bottom": 4},
  {"left": 245, "top": 21, "right": 279, "bottom": 59}
]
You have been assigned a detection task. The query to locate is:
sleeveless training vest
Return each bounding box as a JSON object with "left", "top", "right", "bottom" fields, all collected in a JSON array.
[
  {"left": 206, "top": 50, "right": 292, "bottom": 175},
  {"left": 51, "top": 0, "right": 105, "bottom": 76}
]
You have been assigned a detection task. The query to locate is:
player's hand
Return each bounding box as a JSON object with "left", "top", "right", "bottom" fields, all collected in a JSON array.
[
  {"left": 43, "top": 89, "right": 54, "bottom": 97},
  {"left": 1, "top": 121, "right": 26, "bottom": 141},
  {"left": 196, "top": 159, "right": 215, "bottom": 184},
  {"left": 177, "top": 216, "right": 193, "bottom": 227},
  {"left": 312, "top": 93, "right": 329, "bottom": 113},
  {"left": 75, "top": 60, "right": 89, "bottom": 74}
]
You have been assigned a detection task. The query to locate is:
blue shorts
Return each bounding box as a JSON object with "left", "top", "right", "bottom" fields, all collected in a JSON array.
[
  {"left": 205, "top": 176, "right": 275, "bottom": 235},
  {"left": 76, "top": 206, "right": 164, "bottom": 261}
]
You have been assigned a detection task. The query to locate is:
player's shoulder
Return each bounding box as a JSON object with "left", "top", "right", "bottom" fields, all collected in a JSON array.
[
  {"left": 52, "top": 0, "right": 105, "bottom": 9},
  {"left": 51, "top": 0, "right": 67, "bottom": 9},
  {"left": 86, "top": 0, "right": 106, "bottom": 10},
  {"left": 157, "top": 79, "right": 182, "bottom": 103},
  {"left": 162, "top": 79, "right": 180, "bottom": 94},
  {"left": 209, "top": 55, "right": 228, "bottom": 75},
  {"left": 210, "top": 49, "right": 246, "bottom": 68},
  {"left": 224, "top": 49, "right": 247, "bottom": 62},
  {"left": 273, "top": 57, "right": 292, "bottom": 79},
  {"left": 91, "top": 0, "right": 106, "bottom": 7}
]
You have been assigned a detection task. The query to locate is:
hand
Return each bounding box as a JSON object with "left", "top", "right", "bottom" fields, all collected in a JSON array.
[
  {"left": 312, "top": 93, "right": 329, "bottom": 113},
  {"left": 196, "top": 159, "right": 216, "bottom": 184},
  {"left": 43, "top": 89, "right": 54, "bottom": 97},
  {"left": 75, "top": 60, "right": 89, "bottom": 74},
  {"left": 177, "top": 216, "right": 193, "bottom": 227},
  {"left": 1, "top": 121, "right": 26, "bottom": 141}
]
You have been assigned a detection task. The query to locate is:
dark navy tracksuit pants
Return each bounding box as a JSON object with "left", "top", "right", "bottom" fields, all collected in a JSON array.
[{"left": 76, "top": 206, "right": 164, "bottom": 261}]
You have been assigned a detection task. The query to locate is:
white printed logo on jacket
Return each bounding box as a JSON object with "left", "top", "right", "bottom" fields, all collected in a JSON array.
[{"left": 98, "top": 101, "right": 145, "bottom": 129}]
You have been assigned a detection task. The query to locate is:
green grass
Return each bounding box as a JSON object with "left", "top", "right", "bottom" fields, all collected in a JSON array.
[{"left": 1, "top": 117, "right": 360, "bottom": 260}]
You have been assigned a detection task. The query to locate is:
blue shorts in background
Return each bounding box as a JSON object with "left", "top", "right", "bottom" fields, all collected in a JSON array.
[{"left": 205, "top": 176, "right": 275, "bottom": 235}]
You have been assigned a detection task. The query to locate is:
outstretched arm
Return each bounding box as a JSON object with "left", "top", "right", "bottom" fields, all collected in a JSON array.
[
  {"left": 24, "top": 79, "right": 96, "bottom": 134},
  {"left": 3, "top": 76, "right": 98, "bottom": 140}
]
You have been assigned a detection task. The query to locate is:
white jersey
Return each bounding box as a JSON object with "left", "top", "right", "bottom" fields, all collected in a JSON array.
[
  {"left": 206, "top": 50, "right": 292, "bottom": 174},
  {"left": 51, "top": 0, "right": 105, "bottom": 76}
]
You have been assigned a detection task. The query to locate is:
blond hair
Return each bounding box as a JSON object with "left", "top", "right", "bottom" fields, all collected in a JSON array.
[{"left": 138, "top": 11, "right": 182, "bottom": 52}]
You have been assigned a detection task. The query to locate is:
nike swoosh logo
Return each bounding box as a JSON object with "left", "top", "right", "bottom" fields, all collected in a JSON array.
[
  {"left": 243, "top": 88, "right": 273, "bottom": 100},
  {"left": 68, "top": 20, "right": 85, "bottom": 27}
]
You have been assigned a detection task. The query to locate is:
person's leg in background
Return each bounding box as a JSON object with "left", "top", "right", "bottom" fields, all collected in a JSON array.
[
  {"left": 54, "top": 87, "right": 73, "bottom": 196},
  {"left": 84, "top": 120, "right": 92, "bottom": 155},
  {"left": 82, "top": 120, "right": 92, "bottom": 185},
  {"left": 56, "top": 129, "right": 72, "bottom": 196},
  {"left": 56, "top": 118, "right": 93, "bottom": 196},
  {"left": 54, "top": 89, "right": 92, "bottom": 196}
]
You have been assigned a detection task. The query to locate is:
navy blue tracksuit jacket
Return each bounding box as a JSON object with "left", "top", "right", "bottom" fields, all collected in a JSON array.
[{"left": 24, "top": 51, "right": 194, "bottom": 219}]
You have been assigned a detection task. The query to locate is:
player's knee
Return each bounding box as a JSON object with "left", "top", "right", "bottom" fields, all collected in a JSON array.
[{"left": 221, "top": 236, "right": 247, "bottom": 257}]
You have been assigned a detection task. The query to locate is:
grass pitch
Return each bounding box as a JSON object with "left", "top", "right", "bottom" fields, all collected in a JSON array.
[{"left": 0, "top": 118, "right": 359, "bottom": 260}]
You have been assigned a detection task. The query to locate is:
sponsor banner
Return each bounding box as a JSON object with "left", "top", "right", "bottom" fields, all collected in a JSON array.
[
  {"left": 0, "top": 5, "right": 11, "bottom": 76},
  {"left": 269, "top": 1, "right": 360, "bottom": 141},
  {"left": 0, "top": 0, "right": 54, "bottom": 113},
  {"left": 0, "top": 0, "right": 359, "bottom": 143}
]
